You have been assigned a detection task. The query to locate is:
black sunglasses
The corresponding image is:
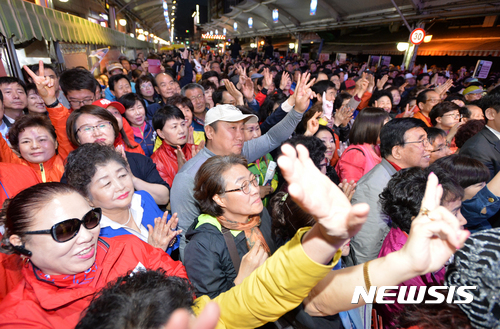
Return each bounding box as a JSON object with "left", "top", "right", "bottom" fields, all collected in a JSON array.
[{"left": 24, "top": 208, "right": 102, "bottom": 243}]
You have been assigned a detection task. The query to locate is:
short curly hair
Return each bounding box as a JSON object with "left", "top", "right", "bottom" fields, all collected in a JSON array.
[
  {"left": 380, "top": 167, "right": 463, "bottom": 234},
  {"left": 65, "top": 143, "right": 128, "bottom": 198},
  {"left": 194, "top": 154, "right": 248, "bottom": 217}
]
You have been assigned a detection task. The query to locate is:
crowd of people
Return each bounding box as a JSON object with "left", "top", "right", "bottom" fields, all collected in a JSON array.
[{"left": 0, "top": 44, "right": 499, "bottom": 329}]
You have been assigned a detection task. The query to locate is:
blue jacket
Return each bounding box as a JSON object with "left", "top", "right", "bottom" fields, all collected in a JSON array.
[
  {"left": 133, "top": 121, "right": 156, "bottom": 158},
  {"left": 461, "top": 185, "right": 496, "bottom": 232},
  {"left": 99, "top": 190, "right": 179, "bottom": 254}
]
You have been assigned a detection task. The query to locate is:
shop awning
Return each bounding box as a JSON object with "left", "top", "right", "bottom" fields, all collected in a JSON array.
[{"left": 0, "top": 0, "right": 153, "bottom": 49}]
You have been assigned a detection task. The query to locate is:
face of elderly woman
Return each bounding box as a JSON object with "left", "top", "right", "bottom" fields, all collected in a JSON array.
[
  {"left": 214, "top": 164, "right": 263, "bottom": 222},
  {"left": 75, "top": 114, "right": 116, "bottom": 146},
  {"left": 22, "top": 192, "right": 100, "bottom": 275},
  {"left": 88, "top": 160, "right": 135, "bottom": 211}
]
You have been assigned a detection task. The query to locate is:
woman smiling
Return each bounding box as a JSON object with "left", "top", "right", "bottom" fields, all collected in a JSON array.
[{"left": 65, "top": 143, "right": 180, "bottom": 254}]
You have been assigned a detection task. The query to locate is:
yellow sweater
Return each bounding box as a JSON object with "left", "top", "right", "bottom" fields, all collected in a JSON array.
[{"left": 192, "top": 227, "right": 342, "bottom": 328}]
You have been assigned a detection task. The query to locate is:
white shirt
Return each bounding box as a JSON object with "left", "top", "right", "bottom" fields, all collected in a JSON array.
[
  {"left": 485, "top": 125, "right": 500, "bottom": 141},
  {"left": 99, "top": 193, "right": 149, "bottom": 242}
]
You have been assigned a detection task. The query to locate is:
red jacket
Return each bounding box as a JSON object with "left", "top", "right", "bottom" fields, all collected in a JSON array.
[
  {"left": 0, "top": 235, "right": 187, "bottom": 328},
  {"left": 151, "top": 143, "right": 194, "bottom": 186},
  {"left": 0, "top": 132, "right": 68, "bottom": 183}
]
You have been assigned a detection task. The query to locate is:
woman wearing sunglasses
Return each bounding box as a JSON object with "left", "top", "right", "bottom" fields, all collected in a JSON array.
[
  {"left": 184, "top": 154, "right": 276, "bottom": 299},
  {"left": 0, "top": 182, "right": 186, "bottom": 328},
  {"left": 65, "top": 143, "right": 180, "bottom": 254}
]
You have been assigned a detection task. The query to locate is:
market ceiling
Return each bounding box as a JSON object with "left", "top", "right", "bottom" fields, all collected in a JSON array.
[{"left": 200, "top": 0, "right": 500, "bottom": 38}]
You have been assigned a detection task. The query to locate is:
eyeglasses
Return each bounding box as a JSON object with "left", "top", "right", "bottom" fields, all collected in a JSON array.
[
  {"left": 401, "top": 138, "right": 431, "bottom": 148},
  {"left": 68, "top": 97, "right": 95, "bottom": 107},
  {"left": 431, "top": 141, "right": 451, "bottom": 153},
  {"left": 442, "top": 113, "right": 461, "bottom": 120},
  {"left": 224, "top": 175, "right": 259, "bottom": 194},
  {"left": 77, "top": 122, "right": 113, "bottom": 134},
  {"left": 189, "top": 94, "right": 204, "bottom": 102},
  {"left": 24, "top": 208, "right": 102, "bottom": 243}
]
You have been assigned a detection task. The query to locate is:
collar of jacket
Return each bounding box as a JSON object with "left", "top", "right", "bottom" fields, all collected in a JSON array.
[
  {"left": 196, "top": 214, "right": 240, "bottom": 237},
  {"left": 22, "top": 237, "right": 127, "bottom": 310}
]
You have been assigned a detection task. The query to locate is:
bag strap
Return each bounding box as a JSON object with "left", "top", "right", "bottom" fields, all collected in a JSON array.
[{"left": 221, "top": 227, "right": 241, "bottom": 272}]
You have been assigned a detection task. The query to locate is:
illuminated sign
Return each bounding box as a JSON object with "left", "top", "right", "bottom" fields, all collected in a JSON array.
[{"left": 202, "top": 34, "right": 226, "bottom": 40}]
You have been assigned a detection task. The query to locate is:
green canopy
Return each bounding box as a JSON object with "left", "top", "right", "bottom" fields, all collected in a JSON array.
[{"left": 0, "top": 0, "right": 153, "bottom": 49}]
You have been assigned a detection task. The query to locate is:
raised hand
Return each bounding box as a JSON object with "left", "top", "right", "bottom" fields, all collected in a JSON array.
[
  {"left": 294, "top": 72, "right": 315, "bottom": 113},
  {"left": 277, "top": 144, "right": 369, "bottom": 242},
  {"left": 240, "top": 75, "right": 255, "bottom": 102},
  {"left": 304, "top": 111, "right": 321, "bottom": 136},
  {"left": 262, "top": 68, "right": 274, "bottom": 94},
  {"left": 435, "top": 79, "right": 453, "bottom": 98},
  {"left": 398, "top": 82, "right": 409, "bottom": 93},
  {"left": 222, "top": 79, "right": 244, "bottom": 106},
  {"left": 147, "top": 212, "right": 182, "bottom": 251},
  {"left": 399, "top": 173, "right": 470, "bottom": 276},
  {"left": 402, "top": 103, "right": 415, "bottom": 118},
  {"left": 23, "top": 60, "right": 57, "bottom": 104},
  {"left": 376, "top": 75, "right": 389, "bottom": 91},
  {"left": 279, "top": 71, "right": 291, "bottom": 90},
  {"left": 334, "top": 105, "right": 354, "bottom": 127}
]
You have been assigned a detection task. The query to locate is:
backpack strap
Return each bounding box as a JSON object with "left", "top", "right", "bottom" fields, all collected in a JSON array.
[{"left": 221, "top": 227, "right": 241, "bottom": 272}]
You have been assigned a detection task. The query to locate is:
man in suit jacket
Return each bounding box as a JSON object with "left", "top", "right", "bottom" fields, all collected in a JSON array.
[
  {"left": 460, "top": 94, "right": 500, "bottom": 180},
  {"left": 351, "top": 118, "right": 431, "bottom": 263}
]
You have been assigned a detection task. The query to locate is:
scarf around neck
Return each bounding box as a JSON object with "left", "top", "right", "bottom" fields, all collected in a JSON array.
[{"left": 217, "top": 214, "right": 271, "bottom": 255}]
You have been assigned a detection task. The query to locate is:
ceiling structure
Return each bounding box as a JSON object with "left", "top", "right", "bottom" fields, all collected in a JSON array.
[{"left": 201, "top": 0, "right": 500, "bottom": 39}]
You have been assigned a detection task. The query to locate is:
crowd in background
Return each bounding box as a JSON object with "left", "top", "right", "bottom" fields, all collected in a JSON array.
[{"left": 0, "top": 40, "right": 499, "bottom": 329}]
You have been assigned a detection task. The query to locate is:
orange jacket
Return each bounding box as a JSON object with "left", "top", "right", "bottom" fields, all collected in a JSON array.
[
  {"left": 0, "top": 235, "right": 187, "bottom": 328},
  {"left": 0, "top": 162, "right": 42, "bottom": 204},
  {"left": 46, "top": 103, "right": 144, "bottom": 155},
  {"left": 151, "top": 143, "right": 194, "bottom": 186},
  {"left": 0, "top": 132, "right": 68, "bottom": 183},
  {"left": 0, "top": 250, "right": 23, "bottom": 305}
]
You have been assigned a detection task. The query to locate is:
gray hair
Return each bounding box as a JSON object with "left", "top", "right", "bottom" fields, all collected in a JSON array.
[{"left": 181, "top": 83, "right": 204, "bottom": 96}]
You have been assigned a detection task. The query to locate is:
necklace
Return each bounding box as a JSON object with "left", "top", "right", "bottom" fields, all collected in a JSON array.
[{"left": 123, "top": 210, "right": 132, "bottom": 226}]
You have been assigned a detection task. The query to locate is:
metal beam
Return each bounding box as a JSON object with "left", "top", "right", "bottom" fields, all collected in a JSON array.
[
  {"left": 133, "top": 0, "right": 161, "bottom": 12},
  {"left": 390, "top": 0, "right": 413, "bottom": 32},
  {"left": 318, "top": 0, "right": 340, "bottom": 21}
]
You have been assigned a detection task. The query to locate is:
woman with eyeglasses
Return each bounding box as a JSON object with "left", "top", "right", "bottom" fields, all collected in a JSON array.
[
  {"left": 63, "top": 106, "right": 170, "bottom": 205},
  {"left": 0, "top": 182, "right": 186, "bottom": 328},
  {"left": 135, "top": 75, "right": 163, "bottom": 118},
  {"left": 183, "top": 154, "right": 276, "bottom": 299}
]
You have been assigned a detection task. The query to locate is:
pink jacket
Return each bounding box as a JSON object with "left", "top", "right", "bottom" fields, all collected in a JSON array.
[
  {"left": 335, "top": 144, "right": 381, "bottom": 183},
  {"left": 376, "top": 227, "right": 446, "bottom": 329}
]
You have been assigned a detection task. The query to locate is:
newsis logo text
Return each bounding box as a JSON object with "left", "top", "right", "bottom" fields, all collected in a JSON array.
[{"left": 351, "top": 286, "right": 477, "bottom": 304}]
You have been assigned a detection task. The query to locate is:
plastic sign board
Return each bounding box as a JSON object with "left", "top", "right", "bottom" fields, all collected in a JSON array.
[
  {"left": 473, "top": 60, "right": 493, "bottom": 79},
  {"left": 410, "top": 28, "right": 426, "bottom": 45},
  {"left": 201, "top": 34, "right": 226, "bottom": 40}
]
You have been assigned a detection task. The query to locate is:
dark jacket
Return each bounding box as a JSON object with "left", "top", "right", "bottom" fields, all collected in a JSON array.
[
  {"left": 460, "top": 126, "right": 500, "bottom": 180},
  {"left": 184, "top": 209, "right": 276, "bottom": 299},
  {"left": 133, "top": 121, "right": 156, "bottom": 157}
]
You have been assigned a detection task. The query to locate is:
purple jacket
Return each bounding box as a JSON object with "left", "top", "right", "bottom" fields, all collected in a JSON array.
[{"left": 376, "top": 227, "right": 446, "bottom": 329}]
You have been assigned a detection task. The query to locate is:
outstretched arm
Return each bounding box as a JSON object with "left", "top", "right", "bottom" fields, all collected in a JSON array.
[{"left": 303, "top": 173, "right": 470, "bottom": 316}]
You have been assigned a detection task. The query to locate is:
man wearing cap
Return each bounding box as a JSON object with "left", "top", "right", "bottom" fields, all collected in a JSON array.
[
  {"left": 104, "top": 62, "right": 136, "bottom": 101},
  {"left": 460, "top": 94, "right": 500, "bottom": 179},
  {"left": 171, "top": 81, "right": 311, "bottom": 259},
  {"left": 405, "top": 73, "right": 416, "bottom": 87},
  {"left": 463, "top": 86, "right": 483, "bottom": 103}
]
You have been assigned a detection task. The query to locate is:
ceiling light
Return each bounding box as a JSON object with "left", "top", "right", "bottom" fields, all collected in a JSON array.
[{"left": 119, "top": 19, "right": 127, "bottom": 26}]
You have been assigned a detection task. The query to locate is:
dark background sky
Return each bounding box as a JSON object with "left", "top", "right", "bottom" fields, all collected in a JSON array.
[{"left": 175, "top": 0, "right": 207, "bottom": 40}]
